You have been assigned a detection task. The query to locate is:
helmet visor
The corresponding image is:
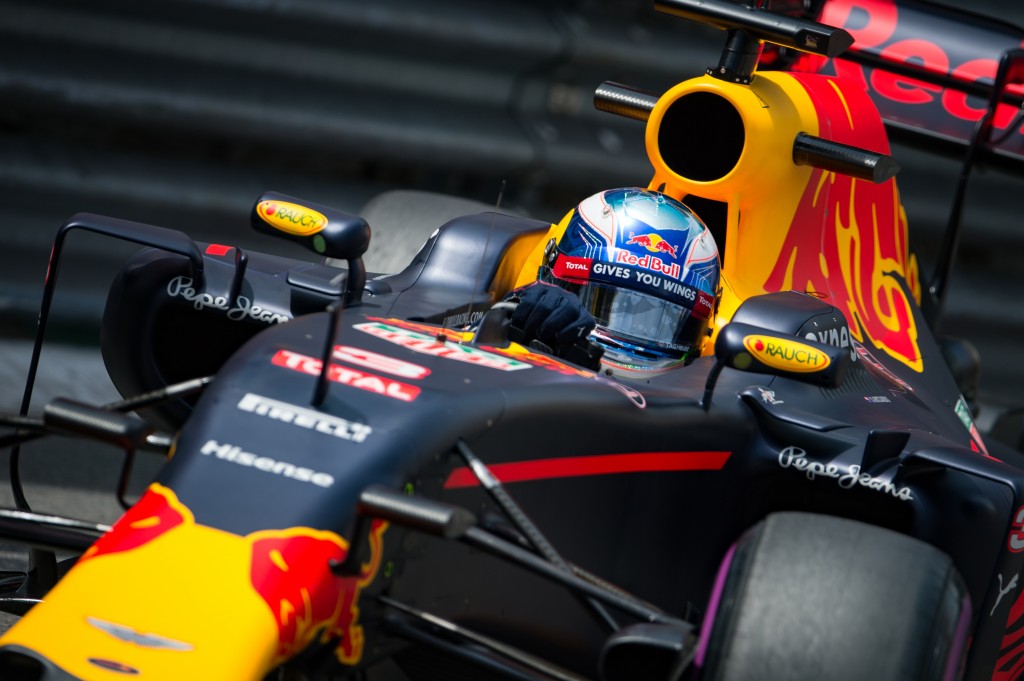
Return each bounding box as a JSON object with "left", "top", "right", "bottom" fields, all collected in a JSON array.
[{"left": 541, "top": 270, "right": 709, "bottom": 358}]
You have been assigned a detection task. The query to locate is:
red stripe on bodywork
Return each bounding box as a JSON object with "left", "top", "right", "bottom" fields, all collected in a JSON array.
[
  {"left": 443, "top": 451, "right": 731, "bottom": 489},
  {"left": 205, "top": 243, "right": 234, "bottom": 256}
]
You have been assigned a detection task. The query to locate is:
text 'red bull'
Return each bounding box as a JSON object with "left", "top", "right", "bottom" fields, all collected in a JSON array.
[{"left": 614, "top": 250, "right": 681, "bottom": 279}]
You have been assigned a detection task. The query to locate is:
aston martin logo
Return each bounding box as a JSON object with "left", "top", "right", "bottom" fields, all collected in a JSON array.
[{"left": 87, "top": 617, "right": 193, "bottom": 651}]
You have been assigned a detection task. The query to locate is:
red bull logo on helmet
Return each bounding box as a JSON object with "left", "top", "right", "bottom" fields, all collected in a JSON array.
[{"left": 626, "top": 231, "right": 679, "bottom": 258}]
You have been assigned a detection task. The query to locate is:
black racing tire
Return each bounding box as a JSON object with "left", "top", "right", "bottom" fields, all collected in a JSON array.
[{"left": 697, "top": 512, "right": 971, "bottom": 681}]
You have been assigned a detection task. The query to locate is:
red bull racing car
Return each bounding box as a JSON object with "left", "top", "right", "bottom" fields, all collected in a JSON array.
[{"left": 1, "top": 0, "right": 1024, "bottom": 679}]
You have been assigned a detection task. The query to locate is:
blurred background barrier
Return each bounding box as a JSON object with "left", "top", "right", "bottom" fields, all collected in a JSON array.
[{"left": 0, "top": 0, "right": 1022, "bottom": 443}]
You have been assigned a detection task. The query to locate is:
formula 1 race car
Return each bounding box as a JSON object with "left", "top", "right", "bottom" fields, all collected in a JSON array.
[{"left": 0, "top": 0, "right": 1023, "bottom": 679}]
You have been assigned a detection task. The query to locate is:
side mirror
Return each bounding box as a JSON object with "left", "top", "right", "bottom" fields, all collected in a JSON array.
[
  {"left": 701, "top": 321, "right": 850, "bottom": 411},
  {"left": 714, "top": 321, "right": 851, "bottom": 387},
  {"left": 250, "top": 191, "right": 370, "bottom": 304}
]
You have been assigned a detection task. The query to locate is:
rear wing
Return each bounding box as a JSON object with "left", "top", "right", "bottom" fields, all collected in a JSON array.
[{"left": 785, "top": 0, "right": 1024, "bottom": 169}]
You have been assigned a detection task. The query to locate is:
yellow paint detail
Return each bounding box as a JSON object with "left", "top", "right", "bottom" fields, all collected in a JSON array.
[
  {"left": 0, "top": 511, "right": 280, "bottom": 679},
  {"left": 894, "top": 193, "right": 922, "bottom": 305},
  {"left": 290, "top": 587, "right": 316, "bottom": 657},
  {"left": 780, "top": 247, "right": 798, "bottom": 293},
  {"left": 827, "top": 78, "right": 854, "bottom": 129},
  {"left": 335, "top": 521, "right": 388, "bottom": 666},
  {"left": 743, "top": 335, "right": 831, "bottom": 373},
  {"left": 871, "top": 205, "right": 923, "bottom": 371},
  {"left": 129, "top": 517, "right": 160, "bottom": 530},
  {"left": 907, "top": 249, "right": 921, "bottom": 304},
  {"left": 270, "top": 549, "right": 289, "bottom": 572},
  {"left": 493, "top": 226, "right": 550, "bottom": 294},
  {"left": 0, "top": 485, "right": 379, "bottom": 680},
  {"left": 256, "top": 200, "right": 327, "bottom": 237},
  {"left": 280, "top": 599, "right": 295, "bottom": 628}
]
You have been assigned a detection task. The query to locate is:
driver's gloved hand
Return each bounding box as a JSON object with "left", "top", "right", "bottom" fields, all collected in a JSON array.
[
  {"left": 505, "top": 282, "right": 603, "bottom": 370},
  {"left": 508, "top": 282, "right": 594, "bottom": 349}
]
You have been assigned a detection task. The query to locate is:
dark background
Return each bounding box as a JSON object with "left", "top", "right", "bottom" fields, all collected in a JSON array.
[{"left": 0, "top": 0, "right": 1022, "bottom": 419}]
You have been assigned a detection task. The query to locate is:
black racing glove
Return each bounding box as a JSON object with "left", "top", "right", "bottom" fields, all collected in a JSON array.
[{"left": 505, "top": 282, "right": 604, "bottom": 370}]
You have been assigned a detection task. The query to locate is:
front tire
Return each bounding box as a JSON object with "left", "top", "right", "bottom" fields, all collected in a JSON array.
[{"left": 698, "top": 512, "right": 970, "bottom": 681}]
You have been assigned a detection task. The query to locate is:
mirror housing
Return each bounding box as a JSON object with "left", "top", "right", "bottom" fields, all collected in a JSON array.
[
  {"left": 715, "top": 321, "right": 851, "bottom": 388},
  {"left": 250, "top": 191, "right": 370, "bottom": 304}
]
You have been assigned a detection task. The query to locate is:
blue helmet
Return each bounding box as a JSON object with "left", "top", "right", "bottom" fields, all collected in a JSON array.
[{"left": 539, "top": 188, "right": 721, "bottom": 374}]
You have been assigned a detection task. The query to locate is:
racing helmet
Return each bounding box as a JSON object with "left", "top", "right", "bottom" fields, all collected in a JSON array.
[{"left": 539, "top": 188, "right": 721, "bottom": 375}]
